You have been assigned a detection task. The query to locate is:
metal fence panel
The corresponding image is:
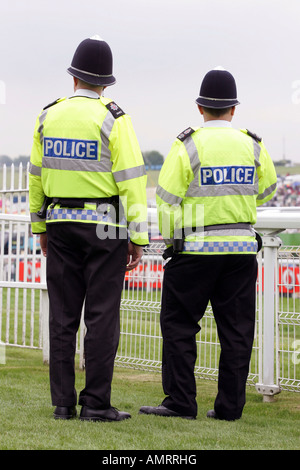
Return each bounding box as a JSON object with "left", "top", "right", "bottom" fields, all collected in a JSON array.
[
  {"left": 277, "top": 245, "right": 300, "bottom": 392},
  {"left": 1, "top": 163, "right": 299, "bottom": 396}
]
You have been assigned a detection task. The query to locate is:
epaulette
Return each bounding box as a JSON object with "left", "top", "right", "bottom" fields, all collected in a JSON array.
[
  {"left": 106, "top": 101, "right": 125, "bottom": 119},
  {"left": 43, "top": 97, "right": 65, "bottom": 110},
  {"left": 177, "top": 127, "right": 195, "bottom": 142},
  {"left": 245, "top": 129, "right": 262, "bottom": 143}
]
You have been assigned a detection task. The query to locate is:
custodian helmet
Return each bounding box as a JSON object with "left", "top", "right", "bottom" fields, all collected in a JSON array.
[
  {"left": 196, "top": 67, "right": 240, "bottom": 109},
  {"left": 67, "top": 35, "right": 116, "bottom": 86}
]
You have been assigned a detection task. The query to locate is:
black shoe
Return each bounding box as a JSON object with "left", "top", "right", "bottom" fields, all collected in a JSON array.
[
  {"left": 53, "top": 406, "right": 77, "bottom": 420},
  {"left": 80, "top": 406, "right": 131, "bottom": 422},
  {"left": 206, "top": 409, "right": 239, "bottom": 421},
  {"left": 139, "top": 405, "right": 195, "bottom": 420}
]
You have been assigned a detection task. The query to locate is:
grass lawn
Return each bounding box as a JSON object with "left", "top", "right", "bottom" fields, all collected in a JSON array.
[{"left": 0, "top": 347, "right": 299, "bottom": 451}]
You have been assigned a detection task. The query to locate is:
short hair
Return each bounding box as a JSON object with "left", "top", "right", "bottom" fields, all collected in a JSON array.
[
  {"left": 77, "top": 78, "right": 104, "bottom": 91},
  {"left": 202, "top": 106, "right": 233, "bottom": 118}
]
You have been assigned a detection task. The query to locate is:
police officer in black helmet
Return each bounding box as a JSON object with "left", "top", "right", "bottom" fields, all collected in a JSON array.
[
  {"left": 29, "top": 35, "right": 148, "bottom": 422},
  {"left": 139, "top": 67, "right": 277, "bottom": 421}
]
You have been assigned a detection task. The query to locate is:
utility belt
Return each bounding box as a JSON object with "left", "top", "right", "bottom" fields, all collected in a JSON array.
[
  {"left": 37, "top": 195, "right": 123, "bottom": 222},
  {"left": 163, "top": 223, "right": 262, "bottom": 259}
]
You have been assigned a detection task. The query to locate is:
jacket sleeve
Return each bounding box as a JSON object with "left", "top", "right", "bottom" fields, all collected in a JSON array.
[
  {"left": 110, "top": 114, "right": 149, "bottom": 246},
  {"left": 28, "top": 115, "right": 46, "bottom": 233},
  {"left": 155, "top": 139, "right": 194, "bottom": 246},
  {"left": 256, "top": 141, "right": 277, "bottom": 206}
]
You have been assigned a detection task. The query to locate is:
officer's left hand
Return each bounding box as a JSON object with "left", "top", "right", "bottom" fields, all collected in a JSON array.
[{"left": 126, "top": 241, "right": 143, "bottom": 271}]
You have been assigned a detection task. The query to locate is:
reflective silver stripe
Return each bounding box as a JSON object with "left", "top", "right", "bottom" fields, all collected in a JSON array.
[
  {"left": 38, "top": 109, "right": 48, "bottom": 144},
  {"left": 184, "top": 134, "right": 200, "bottom": 176},
  {"left": 203, "top": 228, "right": 255, "bottom": 237},
  {"left": 183, "top": 134, "right": 201, "bottom": 198},
  {"left": 183, "top": 240, "right": 257, "bottom": 253},
  {"left": 188, "top": 184, "right": 258, "bottom": 198},
  {"left": 150, "top": 132, "right": 200, "bottom": 199},
  {"left": 252, "top": 138, "right": 261, "bottom": 166},
  {"left": 31, "top": 212, "right": 45, "bottom": 223},
  {"left": 198, "top": 95, "right": 237, "bottom": 102},
  {"left": 257, "top": 182, "right": 277, "bottom": 201},
  {"left": 247, "top": 136, "right": 276, "bottom": 202},
  {"left": 69, "top": 66, "right": 113, "bottom": 78},
  {"left": 29, "top": 162, "right": 41, "bottom": 176},
  {"left": 175, "top": 224, "right": 255, "bottom": 239},
  {"left": 185, "top": 228, "right": 255, "bottom": 238},
  {"left": 156, "top": 185, "right": 183, "bottom": 205},
  {"left": 248, "top": 137, "right": 261, "bottom": 196},
  {"left": 164, "top": 232, "right": 255, "bottom": 247},
  {"left": 113, "top": 165, "right": 146, "bottom": 183},
  {"left": 164, "top": 180, "right": 258, "bottom": 198},
  {"left": 100, "top": 111, "right": 115, "bottom": 171},
  {"left": 185, "top": 179, "right": 199, "bottom": 197},
  {"left": 42, "top": 156, "right": 110, "bottom": 172}
]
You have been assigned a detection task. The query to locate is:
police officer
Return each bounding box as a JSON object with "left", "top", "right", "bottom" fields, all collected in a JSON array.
[
  {"left": 29, "top": 36, "right": 149, "bottom": 421},
  {"left": 139, "top": 68, "right": 277, "bottom": 421}
]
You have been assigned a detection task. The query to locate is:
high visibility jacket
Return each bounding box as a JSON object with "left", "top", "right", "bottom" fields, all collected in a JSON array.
[
  {"left": 156, "top": 124, "right": 277, "bottom": 254},
  {"left": 29, "top": 91, "right": 149, "bottom": 246}
]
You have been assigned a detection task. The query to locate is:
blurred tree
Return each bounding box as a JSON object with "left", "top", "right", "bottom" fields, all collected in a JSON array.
[
  {"left": 142, "top": 150, "right": 164, "bottom": 167},
  {"left": 0, "top": 155, "right": 30, "bottom": 165}
]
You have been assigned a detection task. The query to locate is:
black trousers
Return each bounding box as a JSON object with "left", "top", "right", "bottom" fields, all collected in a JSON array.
[
  {"left": 46, "top": 223, "right": 128, "bottom": 409},
  {"left": 160, "top": 253, "right": 258, "bottom": 420}
]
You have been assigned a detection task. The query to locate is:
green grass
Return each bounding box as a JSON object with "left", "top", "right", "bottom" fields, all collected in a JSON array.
[
  {"left": 274, "top": 164, "right": 300, "bottom": 176},
  {"left": 0, "top": 347, "right": 299, "bottom": 450},
  {"left": 1, "top": 288, "right": 300, "bottom": 388}
]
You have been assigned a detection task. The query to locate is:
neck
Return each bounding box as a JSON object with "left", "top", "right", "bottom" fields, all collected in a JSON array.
[
  {"left": 203, "top": 115, "right": 232, "bottom": 122},
  {"left": 73, "top": 78, "right": 104, "bottom": 97}
]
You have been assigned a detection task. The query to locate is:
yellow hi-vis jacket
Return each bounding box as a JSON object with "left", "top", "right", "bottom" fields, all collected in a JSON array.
[
  {"left": 156, "top": 124, "right": 277, "bottom": 254},
  {"left": 29, "top": 91, "right": 149, "bottom": 246}
]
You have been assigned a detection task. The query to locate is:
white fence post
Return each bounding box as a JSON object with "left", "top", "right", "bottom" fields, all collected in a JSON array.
[
  {"left": 40, "top": 254, "right": 49, "bottom": 364},
  {"left": 254, "top": 208, "right": 300, "bottom": 399},
  {"left": 255, "top": 234, "right": 282, "bottom": 401}
]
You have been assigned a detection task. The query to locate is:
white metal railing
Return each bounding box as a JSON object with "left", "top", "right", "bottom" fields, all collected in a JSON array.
[
  {"left": 255, "top": 208, "right": 300, "bottom": 399},
  {"left": 0, "top": 163, "right": 299, "bottom": 399}
]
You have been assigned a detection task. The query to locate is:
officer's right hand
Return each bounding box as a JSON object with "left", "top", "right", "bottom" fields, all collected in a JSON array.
[
  {"left": 40, "top": 233, "right": 47, "bottom": 257},
  {"left": 126, "top": 242, "right": 143, "bottom": 271}
]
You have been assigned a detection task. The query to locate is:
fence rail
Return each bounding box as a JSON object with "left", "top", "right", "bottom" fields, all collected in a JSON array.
[{"left": 0, "top": 163, "right": 299, "bottom": 400}]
